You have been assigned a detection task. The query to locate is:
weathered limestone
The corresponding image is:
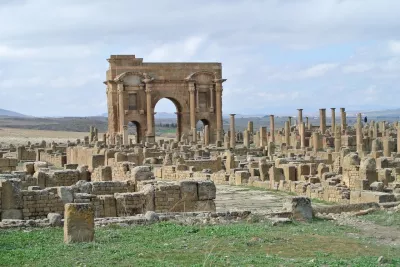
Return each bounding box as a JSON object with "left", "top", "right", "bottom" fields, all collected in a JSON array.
[
  {"left": 283, "top": 197, "right": 313, "bottom": 222},
  {"left": 340, "top": 108, "right": 347, "bottom": 130},
  {"left": 334, "top": 125, "right": 342, "bottom": 152},
  {"left": 259, "top": 127, "right": 267, "bottom": 147},
  {"left": 247, "top": 121, "right": 253, "bottom": 135},
  {"left": 270, "top": 115, "right": 275, "bottom": 142},
  {"left": 229, "top": 114, "right": 236, "bottom": 148},
  {"left": 204, "top": 125, "right": 210, "bottom": 146},
  {"left": 319, "top": 108, "right": 326, "bottom": 134},
  {"left": 284, "top": 121, "right": 290, "bottom": 146},
  {"left": 331, "top": 108, "right": 336, "bottom": 132},
  {"left": 64, "top": 203, "right": 94, "bottom": 244},
  {"left": 297, "top": 109, "right": 303, "bottom": 126},
  {"left": 243, "top": 130, "right": 250, "bottom": 148}
]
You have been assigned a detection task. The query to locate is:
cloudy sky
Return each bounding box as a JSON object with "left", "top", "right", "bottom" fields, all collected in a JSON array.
[{"left": 0, "top": 0, "right": 399, "bottom": 117}]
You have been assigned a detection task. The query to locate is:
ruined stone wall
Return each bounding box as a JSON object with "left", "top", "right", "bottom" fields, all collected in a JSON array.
[
  {"left": 39, "top": 151, "right": 66, "bottom": 168},
  {"left": 91, "top": 181, "right": 135, "bottom": 195},
  {"left": 66, "top": 146, "right": 105, "bottom": 171},
  {"left": 0, "top": 158, "right": 18, "bottom": 172},
  {"left": 184, "top": 158, "right": 222, "bottom": 172},
  {"left": 17, "top": 147, "right": 36, "bottom": 161},
  {"left": 22, "top": 189, "right": 64, "bottom": 220}
]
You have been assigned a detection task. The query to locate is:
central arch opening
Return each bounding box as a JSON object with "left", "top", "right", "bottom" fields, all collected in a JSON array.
[
  {"left": 154, "top": 98, "right": 182, "bottom": 141},
  {"left": 196, "top": 119, "right": 210, "bottom": 144}
]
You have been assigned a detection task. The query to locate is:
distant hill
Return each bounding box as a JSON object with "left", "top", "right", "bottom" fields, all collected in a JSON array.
[{"left": 0, "top": 108, "right": 29, "bottom": 118}]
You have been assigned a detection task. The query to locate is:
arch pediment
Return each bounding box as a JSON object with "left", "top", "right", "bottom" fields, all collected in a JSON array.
[
  {"left": 185, "top": 71, "right": 217, "bottom": 84},
  {"left": 114, "top": 71, "right": 153, "bottom": 85}
]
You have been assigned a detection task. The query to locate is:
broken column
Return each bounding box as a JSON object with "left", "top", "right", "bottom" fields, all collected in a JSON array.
[
  {"left": 300, "top": 122, "right": 306, "bottom": 149},
  {"left": 313, "top": 132, "right": 320, "bottom": 153},
  {"left": 270, "top": 115, "right": 275, "bottom": 143},
  {"left": 297, "top": 109, "right": 303, "bottom": 126},
  {"left": 247, "top": 121, "right": 253, "bottom": 135},
  {"left": 204, "top": 125, "right": 210, "bottom": 146},
  {"left": 340, "top": 107, "right": 346, "bottom": 130},
  {"left": 331, "top": 108, "right": 336, "bottom": 133},
  {"left": 356, "top": 116, "right": 363, "bottom": 153},
  {"left": 319, "top": 108, "right": 326, "bottom": 134},
  {"left": 229, "top": 114, "right": 236, "bottom": 148},
  {"left": 243, "top": 130, "right": 250, "bottom": 148},
  {"left": 334, "top": 125, "right": 342, "bottom": 152},
  {"left": 224, "top": 133, "right": 230, "bottom": 149},
  {"left": 64, "top": 203, "right": 94, "bottom": 244},
  {"left": 260, "top": 127, "right": 267, "bottom": 147},
  {"left": 284, "top": 121, "right": 290, "bottom": 146}
]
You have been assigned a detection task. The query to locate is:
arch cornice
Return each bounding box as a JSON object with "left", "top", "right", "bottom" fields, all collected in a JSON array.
[
  {"left": 185, "top": 70, "right": 218, "bottom": 81},
  {"left": 114, "top": 71, "right": 151, "bottom": 83}
]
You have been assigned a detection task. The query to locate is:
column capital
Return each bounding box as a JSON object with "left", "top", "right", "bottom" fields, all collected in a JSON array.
[
  {"left": 123, "top": 125, "right": 128, "bottom": 130},
  {"left": 330, "top": 107, "right": 336, "bottom": 110},
  {"left": 297, "top": 108, "right": 303, "bottom": 111}
]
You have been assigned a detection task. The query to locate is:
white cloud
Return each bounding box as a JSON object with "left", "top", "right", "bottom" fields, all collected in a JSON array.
[
  {"left": 388, "top": 40, "right": 400, "bottom": 54},
  {"left": 342, "top": 63, "right": 375, "bottom": 73}
]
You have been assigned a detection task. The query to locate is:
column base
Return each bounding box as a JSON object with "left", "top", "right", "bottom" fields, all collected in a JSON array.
[{"left": 146, "top": 135, "right": 156, "bottom": 143}]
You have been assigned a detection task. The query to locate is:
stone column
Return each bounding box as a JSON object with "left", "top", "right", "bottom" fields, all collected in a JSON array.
[
  {"left": 229, "top": 114, "right": 236, "bottom": 148},
  {"left": 357, "top": 113, "right": 362, "bottom": 127},
  {"left": 300, "top": 122, "right": 305, "bottom": 149},
  {"left": 397, "top": 125, "right": 400, "bottom": 153},
  {"left": 145, "top": 82, "right": 154, "bottom": 142},
  {"left": 189, "top": 82, "right": 196, "bottom": 131},
  {"left": 319, "top": 108, "right": 326, "bottom": 134},
  {"left": 340, "top": 108, "right": 346, "bottom": 130},
  {"left": 297, "top": 109, "right": 303, "bottom": 126},
  {"left": 334, "top": 125, "right": 341, "bottom": 152},
  {"left": 209, "top": 85, "right": 214, "bottom": 112},
  {"left": 356, "top": 120, "right": 363, "bottom": 153},
  {"left": 313, "top": 132, "right": 320, "bottom": 153},
  {"left": 192, "top": 128, "right": 197, "bottom": 143},
  {"left": 117, "top": 83, "right": 125, "bottom": 134},
  {"left": 270, "top": 115, "right": 275, "bottom": 143},
  {"left": 204, "top": 125, "right": 210, "bottom": 146},
  {"left": 123, "top": 125, "right": 128, "bottom": 145},
  {"left": 284, "top": 121, "right": 290, "bottom": 146},
  {"left": 260, "top": 127, "right": 267, "bottom": 147},
  {"left": 331, "top": 108, "right": 336, "bottom": 132},
  {"left": 224, "top": 133, "right": 230, "bottom": 149},
  {"left": 288, "top": 116, "right": 292, "bottom": 127},
  {"left": 243, "top": 130, "right": 250, "bottom": 148},
  {"left": 214, "top": 80, "right": 225, "bottom": 142},
  {"left": 247, "top": 121, "right": 253, "bottom": 134}
]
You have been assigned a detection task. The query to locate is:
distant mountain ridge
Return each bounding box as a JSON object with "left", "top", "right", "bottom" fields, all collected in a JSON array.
[{"left": 0, "top": 108, "right": 29, "bottom": 117}]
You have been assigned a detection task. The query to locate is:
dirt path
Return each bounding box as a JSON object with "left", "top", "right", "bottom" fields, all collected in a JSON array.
[{"left": 336, "top": 215, "right": 400, "bottom": 247}]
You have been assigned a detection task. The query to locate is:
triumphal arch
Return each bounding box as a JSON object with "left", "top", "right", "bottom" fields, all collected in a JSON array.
[{"left": 105, "top": 55, "right": 226, "bottom": 144}]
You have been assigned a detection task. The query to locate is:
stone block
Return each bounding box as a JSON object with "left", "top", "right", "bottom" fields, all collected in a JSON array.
[
  {"left": 197, "top": 180, "right": 216, "bottom": 200},
  {"left": 179, "top": 180, "right": 198, "bottom": 201},
  {"left": 64, "top": 203, "right": 94, "bottom": 243},
  {"left": 1, "top": 209, "right": 23, "bottom": 220},
  {"left": 283, "top": 197, "right": 313, "bottom": 222}
]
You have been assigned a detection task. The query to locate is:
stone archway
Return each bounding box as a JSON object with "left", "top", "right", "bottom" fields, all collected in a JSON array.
[
  {"left": 105, "top": 55, "right": 226, "bottom": 144},
  {"left": 153, "top": 97, "right": 182, "bottom": 141},
  {"left": 128, "top": 121, "right": 141, "bottom": 144}
]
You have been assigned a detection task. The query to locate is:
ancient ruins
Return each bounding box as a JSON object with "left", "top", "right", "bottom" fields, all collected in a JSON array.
[{"left": 0, "top": 55, "right": 399, "bottom": 239}]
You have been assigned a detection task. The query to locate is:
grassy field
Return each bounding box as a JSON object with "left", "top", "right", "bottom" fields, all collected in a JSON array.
[
  {"left": 0, "top": 220, "right": 399, "bottom": 266},
  {"left": 363, "top": 210, "right": 400, "bottom": 229}
]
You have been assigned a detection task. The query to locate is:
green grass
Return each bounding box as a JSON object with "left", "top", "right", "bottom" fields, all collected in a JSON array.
[
  {"left": 362, "top": 210, "right": 400, "bottom": 229},
  {"left": 0, "top": 220, "right": 399, "bottom": 266}
]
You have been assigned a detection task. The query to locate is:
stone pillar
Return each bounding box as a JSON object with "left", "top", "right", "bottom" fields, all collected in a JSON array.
[
  {"left": 117, "top": 83, "right": 125, "bottom": 134},
  {"left": 270, "top": 115, "right": 275, "bottom": 143},
  {"left": 204, "top": 125, "right": 210, "bottom": 146},
  {"left": 397, "top": 125, "right": 400, "bottom": 153},
  {"left": 340, "top": 108, "right": 346, "bottom": 130},
  {"left": 357, "top": 113, "right": 362, "bottom": 127},
  {"left": 305, "top": 117, "right": 309, "bottom": 128},
  {"left": 122, "top": 125, "right": 128, "bottom": 145},
  {"left": 260, "top": 127, "right": 267, "bottom": 147},
  {"left": 284, "top": 121, "right": 290, "bottom": 146},
  {"left": 229, "top": 114, "right": 236, "bottom": 148},
  {"left": 247, "top": 121, "right": 253, "bottom": 134},
  {"left": 243, "top": 130, "right": 250, "bottom": 148},
  {"left": 297, "top": 109, "right": 303, "bottom": 126},
  {"left": 214, "top": 80, "right": 225, "bottom": 142},
  {"left": 64, "top": 203, "right": 94, "bottom": 244},
  {"left": 313, "top": 132, "right": 320, "bottom": 152},
  {"left": 189, "top": 82, "right": 196, "bottom": 131},
  {"left": 334, "top": 125, "right": 342, "bottom": 152},
  {"left": 319, "top": 108, "right": 326, "bottom": 134},
  {"left": 288, "top": 116, "right": 292, "bottom": 127},
  {"left": 224, "top": 133, "right": 230, "bottom": 149},
  {"left": 300, "top": 122, "right": 306, "bottom": 149},
  {"left": 192, "top": 128, "right": 197, "bottom": 143},
  {"left": 331, "top": 108, "right": 336, "bottom": 132},
  {"left": 209, "top": 85, "right": 214, "bottom": 112},
  {"left": 356, "top": 120, "right": 363, "bottom": 153},
  {"left": 254, "top": 131, "right": 260, "bottom": 148},
  {"left": 373, "top": 121, "right": 378, "bottom": 139},
  {"left": 144, "top": 79, "right": 154, "bottom": 142}
]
